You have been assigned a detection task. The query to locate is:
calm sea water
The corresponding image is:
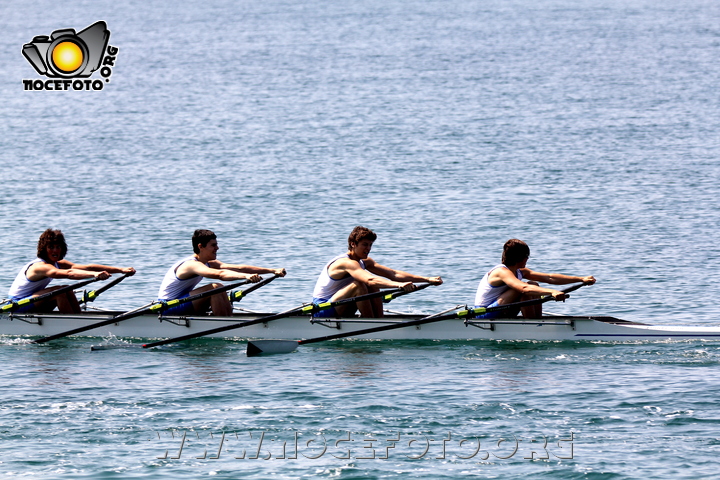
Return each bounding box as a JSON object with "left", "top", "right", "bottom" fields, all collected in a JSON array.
[{"left": 1, "top": 0, "right": 719, "bottom": 478}]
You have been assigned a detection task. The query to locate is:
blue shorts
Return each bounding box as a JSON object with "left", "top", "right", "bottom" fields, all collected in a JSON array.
[
  {"left": 158, "top": 294, "right": 195, "bottom": 316},
  {"left": 475, "top": 299, "right": 520, "bottom": 319},
  {"left": 311, "top": 298, "right": 339, "bottom": 318}
]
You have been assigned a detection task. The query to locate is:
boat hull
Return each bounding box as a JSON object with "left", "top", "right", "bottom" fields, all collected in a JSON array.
[{"left": 2, "top": 311, "right": 720, "bottom": 342}]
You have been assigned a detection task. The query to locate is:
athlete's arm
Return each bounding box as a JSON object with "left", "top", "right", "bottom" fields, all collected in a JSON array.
[
  {"left": 210, "top": 260, "right": 286, "bottom": 277},
  {"left": 179, "top": 261, "right": 261, "bottom": 282}
]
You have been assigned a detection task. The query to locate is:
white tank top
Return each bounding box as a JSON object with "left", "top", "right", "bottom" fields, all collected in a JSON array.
[
  {"left": 8, "top": 259, "right": 57, "bottom": 299},
  {"left": 157, "top": 256, "right": 207, "bottom": 300},
  {"left": 474, "top": 264, "right": 523, "bottom": 306},
  {"left": 312, "top": 254, "right": 366, "bottom": 300}
]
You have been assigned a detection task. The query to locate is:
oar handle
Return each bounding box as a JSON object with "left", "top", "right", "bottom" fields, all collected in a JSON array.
[
  {"left": 382, "top": 282, "right": 431, "bottom": 302},
  {"left": 80, "top": 273, "right": 131, "bottom": 303},
  {"left": 2, "top": 277, "right": 101, "bottom": 313},
  {"left": 300, "top": 283, "right": 431, "bottom": 317},
  {"left": 229, "top": 274, "right": 279, "bottom": 302},
  {"left": 558, "top": 282, "right": 585, "bottom": 295}
]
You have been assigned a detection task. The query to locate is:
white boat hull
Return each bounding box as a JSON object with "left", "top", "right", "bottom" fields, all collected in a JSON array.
[{"left": 3, "top": 311, "right": 720, "bottom": 342}]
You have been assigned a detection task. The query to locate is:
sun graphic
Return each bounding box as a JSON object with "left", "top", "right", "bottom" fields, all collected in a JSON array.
[{"left": 51, "top": 41, "right": 84, "bottom": 73}]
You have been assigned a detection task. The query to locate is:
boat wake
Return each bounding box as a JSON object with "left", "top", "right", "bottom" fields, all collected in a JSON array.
[
  {"left": 90, "top": 334, "right": 142, "bottom": 351},
  {"left": 0, "top": 336, "right": 33, "bottom": 346}
]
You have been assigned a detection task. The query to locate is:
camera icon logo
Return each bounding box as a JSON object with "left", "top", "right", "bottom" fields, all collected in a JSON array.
[{"left": 22, "top": 21, "right": 110, "bottom": 78}]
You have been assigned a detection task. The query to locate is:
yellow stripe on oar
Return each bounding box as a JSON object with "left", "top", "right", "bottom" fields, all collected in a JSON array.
[
  {"left": 80, "top": 273, "right": 131, "bottom": 304},
  {"left": 83, "top": 291, "right": 99, "bottom": 302},
  {"left": 300, "top": 302, "right": 331, "bottom": 314},
  {"left": 300, "top": 304, "right": 321, "bottom": 314},
  {"left": 149, "top": 303, "right": 165, "bottom": 312}
]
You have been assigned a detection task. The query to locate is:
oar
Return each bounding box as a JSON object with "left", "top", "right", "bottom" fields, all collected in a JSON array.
[
  {"left": 228, "top": 274, "right": 279, "bottom": 303},
  {"left": 1, "top": 277, "right": 102, "bottom": 313},
  {"left": 31, "top": 278, "right": 254, "bottom": 344},
  {"left": 142, "top": 283, "right": 432, "bottom": 349},
  {"left": 246, "top": 283, "right": 586, "bottom": 356},
  {"left": 79, "top": 273, "right": 131, "bottom": 304}
]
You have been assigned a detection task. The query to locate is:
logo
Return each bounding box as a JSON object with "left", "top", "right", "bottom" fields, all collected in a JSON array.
[{"left": 22, "top": 21, "right": 119, "bottom": 91}]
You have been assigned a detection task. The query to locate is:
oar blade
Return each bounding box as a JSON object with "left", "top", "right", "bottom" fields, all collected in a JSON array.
[
  {"left": 90, "top": 344, "right": 142, "bottom": 351},
  {"left": 246, "top": 340, "right": 299, "bottom": 357}
]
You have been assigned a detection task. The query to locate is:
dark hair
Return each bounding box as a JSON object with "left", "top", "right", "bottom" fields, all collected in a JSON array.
[
  {"left": 348, "top": 226, "right": 377, "bottom": 249},
  {"left": 502, "top": 239, "right": 530, "bottom": 266},
  {"left": 192, "top": 229, "right": 217, "bottom": 254},
  {"left": 37, "top": 229, "right": 68, "bottom": 262}
]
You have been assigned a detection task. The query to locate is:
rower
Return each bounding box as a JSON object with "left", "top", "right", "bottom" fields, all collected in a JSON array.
[
  {"left": 4, "top": 229, "right": 136, "bottom": 313},
  {"left": 157, "top": 229, "right": 286, "bottom": 316},
  {"left": 474, "top": 239, "right": 596, "bottom": 319},
  {"left": 311, "top": 226, "right": 443, "bottom": 318}
]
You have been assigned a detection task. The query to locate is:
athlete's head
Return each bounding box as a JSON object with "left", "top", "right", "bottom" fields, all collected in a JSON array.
[
  {"left": 192, "top": 229, "right": 217, "bottom": 254},
  {"left": 37, "top": 229, "right": 68, "bottom": 262},
  {"left": 502, "top": 239, "right": 530, "bottom": 266},
  {"left": 348, "top": 226, "right": 377, "bottom": 249}
]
